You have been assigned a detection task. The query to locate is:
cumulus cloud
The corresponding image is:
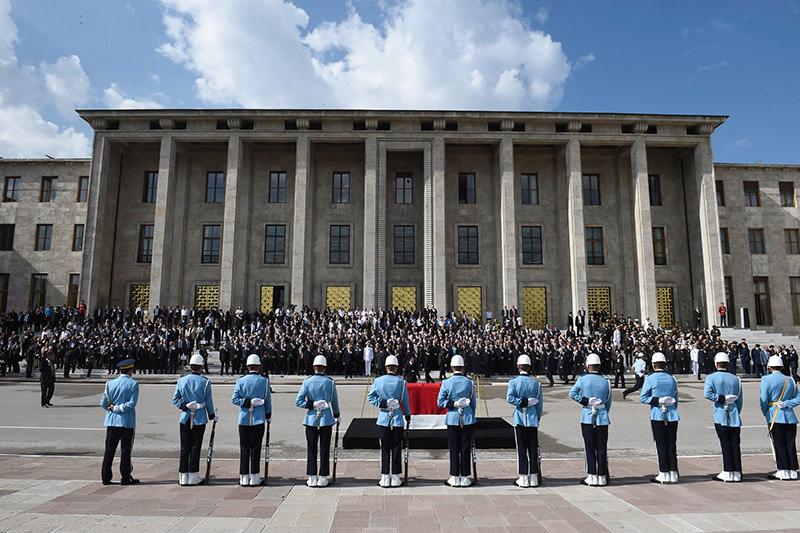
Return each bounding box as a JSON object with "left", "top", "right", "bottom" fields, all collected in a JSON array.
[
  {"left": 535, "top": 6, "right": 549, "bottom": 24},
  {"left": 157, "top": 0, "right": 572, "bottom": 110},
  {"left": 573, "top": 53, "right": 595, "bottom": 70},
  {"left": 40, "top": 55, "right": 91, "bottom": 119},
  {"left": 103, "top": 83, "right": 164, "bottom": 109}
]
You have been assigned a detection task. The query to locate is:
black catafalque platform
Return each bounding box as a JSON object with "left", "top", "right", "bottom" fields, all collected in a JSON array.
[{"left": 343, "top": 418, "right": 515, "bottom": 449}]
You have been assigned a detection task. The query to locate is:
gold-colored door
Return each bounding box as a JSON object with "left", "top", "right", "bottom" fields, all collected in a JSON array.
[
  {"left": 656, "top": 286, "right": 674, "bottom": 328},
  {"left": 391, "top": 286, "right": 416, "bottom": 311},
  {"left": 129, "top": 284, "right": 150, "bottom": 309},
  {"left": 522, "top": 287, "right": 547, "bottom": 329},
  {"left": 587, "top": 287, "right": 611, "bottom": 316},
  {"left": 457, "top": 286, "right": 482, "bottom": 320},
  {"left": 194, "top": 285, "right": 220, "bottom": 310},
  {"left": 260, "top": 286, "right": 274, "bottom": 314},
  {"left": 326, "top": 286, "right": 351, "bottom": 311}
]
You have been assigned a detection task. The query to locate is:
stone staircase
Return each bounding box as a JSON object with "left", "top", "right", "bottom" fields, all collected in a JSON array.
[{"left": 718, "top": 326, "right": 798, "bottom": 347}]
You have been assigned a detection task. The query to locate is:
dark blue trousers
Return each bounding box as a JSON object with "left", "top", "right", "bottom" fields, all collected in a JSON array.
[{"left": 447, "top": 425, "right": 474, "bottom": 476}]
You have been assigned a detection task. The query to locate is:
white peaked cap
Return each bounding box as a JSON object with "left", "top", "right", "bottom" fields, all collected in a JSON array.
[
  {"left": 637, "top": 352, "right": 646, "bottom": 358},
  {"left": 517, "top": 354, "right": 532, "bottom": 366},
  {"left": 246, "top": 354, "right": 261, "bottom": 366},
  {"left": 714, "top": 352, "right": 730, "bottom": 364},
  {"left": 189, "top": 354, "right": 204, "bottom": 366},
  {"left": 385, "top": 355, "right": 399, "bottom": 366},
  {"left": 768, "top": 355, "right": 784, "bottom": 368},
  {"left": 313, "top": 355, "right": 327, "bottom": 367},
  {"left": 586, "top": 353, "right": 601, "bottom": 366},
  {"left": 451, "top": 354, "right": 465, "bottom": 367},
  {"left": 651, "top": 352, "right": 666, "bottom": 364}
]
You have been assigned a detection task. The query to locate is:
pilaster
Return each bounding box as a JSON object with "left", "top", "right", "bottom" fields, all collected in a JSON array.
[
  {"left": 290, "top": 135, "right": 310, "bottom": 307},
  {"left": 631, "top": 139, "right": 658, "bottom": 324},
  {"left": 499, "top": 136, "right": 518, "bottom": 308},
  {"left": 566, "top": 138, "right": 588, "bottom": 314}
]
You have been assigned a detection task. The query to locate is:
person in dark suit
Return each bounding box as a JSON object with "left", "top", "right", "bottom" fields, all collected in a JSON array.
[
  {"left": 40, "top": 350, "right": 55, "bottom": 407},
  {"left": 576, "top": 308, "right": 586, "bottom": 337}
]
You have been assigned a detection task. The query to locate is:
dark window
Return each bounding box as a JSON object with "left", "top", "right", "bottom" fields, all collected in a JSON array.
[
  {"left": 35, "top": 224, "right": 52, "bottom": 251},
  {"left": 521, "top": 226, "right": 542, "bottom": 265},
  {"left": 269, "top": 172, "right": 286, "bottom": 203},
  {"left": 652, "top": 227, "right": 667, "bottom": 265},
  {"left": 720, "top": 228, "right": 730, "bottom": 254},
  {"left": 780, "top": 181, "right": 795, "bottom": 207},
  {"left": 0, "top": 273, "right": 7, "bottom": 312},
  {"left": 724, "top": 276, "right": 735, "bottom": 324},
  {"left": 395, "top": 175, "right": 412, "bottom": 204},
  {"left": 521, "top": 174, "right": 538, "bottom": 205},
  {"left": 715, "top": 180, "right": 725, "bottom": 207},
  {"left": 143, "top": 171, "right": 158, "bottom": 203},
  {"left": 202, "top": 225, "right": 221, "bottom": 263},
  {"left": 3, "top": 177, "right": 19, "bottom": 202},
  {"left": 137, "top": 225, "right": 154, "bottom": 263},
  {"left": 332, "top": 172, "right": 350, "bottom": 204},
  {"left": 40, "top": 177, "right": 57, "bottom": 202},
  {"left": 206, "top": 171, "right": 224, "bottom": 203},
  {"left": 72, "top": 224, "right": 84, "bottom": 251},
  {"left": 67, "top": 273, "right": 80, "bottom": 307},
  {"left": 583, "top": 174, "right": 601, "bottom": 205},
  {"left": 785, "top": 229, "right": 800, "bottom": 255},
  {"left": 0, "top": 224, "right": 14, "bottom": 250},
  {"left": 264, "top": 224, "right": 286, "bottom": 264},
  {"left": 458, "top": 173, "right": 476, "bottom": 204},
  {"left": 457, "top": 225, "right": 479, "bottom": 264},
  {"left": 29, "top": 274, "right": 47, "bottom": 308},
  {"left": 748, "top": 228, "right": 765, "bottom": 254},
  {"left": 394, "top": 225, "right": 414, "bottom": 264},
  {"left": 648, "top": 175, "right": 662, "bottom": 206},
  {"left": 743, "top": 181, "right": 760, "bottom": 207},
  {"left": 329, "top": 225, "right": 350, "bottom": 264},
  {"left": 753, "top": 276, "right": 771, "bottom": 326},
  {"left": 78, "top": 176, "right": 89, "bottom": 202},
  {"left": 586, "top": 227, "right": 604, "bottom": 265},
  {"left": 791, "top": 277, "right": 800, "bottom": 326}
]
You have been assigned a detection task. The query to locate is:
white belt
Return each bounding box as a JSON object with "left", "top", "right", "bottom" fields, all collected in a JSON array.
[
  {"left": 591, "top": 403, "right": 606, "bottom": 409},
  {"left": 192, "top": 403, "right": 206, "bottom": 409}
]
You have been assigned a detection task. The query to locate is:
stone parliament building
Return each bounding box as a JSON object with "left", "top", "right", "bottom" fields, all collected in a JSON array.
[{"left": 0, "top": 109, "right": 798, "bottom": 333}]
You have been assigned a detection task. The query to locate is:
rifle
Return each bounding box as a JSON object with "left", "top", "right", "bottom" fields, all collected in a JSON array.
[
  {"left": 203, "top": 409, "right": 218, "bottom": 484},
  {"left": 471, "top": 435, "right": 478, "bottom": 485},
  {"left": 332, "top": 419, "right": 340, "bottom": 484},
  {"left": 260, "top": 419, "right": 271, "bottom": 486},
  {"left": 403, "top": 417, "right": 410, "bottom": 486}
]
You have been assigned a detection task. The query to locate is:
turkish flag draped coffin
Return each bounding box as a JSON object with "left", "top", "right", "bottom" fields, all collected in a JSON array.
[{"left": 406, "top": 383, "right": 447, "bottom": 428}]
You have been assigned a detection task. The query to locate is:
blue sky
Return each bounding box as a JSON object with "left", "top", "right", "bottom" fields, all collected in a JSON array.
[{"left": 1, "top": 0, "right": 798, "bottom": 164}]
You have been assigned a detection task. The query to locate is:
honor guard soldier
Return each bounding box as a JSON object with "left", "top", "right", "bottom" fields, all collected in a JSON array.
[
  {"left": 639, "top": 351, "right": 680, "bottom": 483},
  {"left": 232, "top": 354, "right": 271, "bottom": 486},
  {"left": 295, "top": 355, "right": 340, "bottom": 487},
  {"left": 506, "top": 354, "right": 543, "bottom": 487},
  {"left": 367, "top": 354, "right": 411, "bottom": 487},
  {"left": 172, "top": 353, "right": 217, "bottom": 486},
  {"left": 760, "top": 355, "right": 800, "bottom": 480},
  {"left": 569, "top": 353, "right": 612, "bottom": 486},
  {"left": 437, "top": 354, "right": 477, "bottom": 487},
  {"left": 100, "top": 358, "right": 140, "bottom": 485},
  {"left": 704, "top": 352, "right": 743, "bottom": 482}
]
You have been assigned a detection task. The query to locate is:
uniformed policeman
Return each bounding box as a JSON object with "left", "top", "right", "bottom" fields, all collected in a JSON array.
[
  {"left": 704, "top": 351, "right": 743, "bottom": 482},
  {"left": 100, "top": 358, "right": 140, "bottom": 485},
  {"left": 639, "top": 351, "right": 679, "bottom": 483},
  {"left": 232, "top": 354, "right": 271, "bottom": 486},
  {"left": 367, "top": 354, "right": 411, "bottom": 487},
  {"left": 760, "top": 355, "right": 800, "bottom": 480},
  {"left": 436, "top": 354, "right": 476, "bottom": 487},
  {"left": 622, "top": 353, "right": 647, "bottom": 399},
  {"left": 172, "top": 353, "right": 217, "bottom": 486},
  {"left": 506, "top": 354, "right": 543, "bottom": 487},
  {"left": 295, "top": 355, "right": 340, "bottom": 487},
  {"left": 568, "top": 353, "right": 612, "bottom": 486}
]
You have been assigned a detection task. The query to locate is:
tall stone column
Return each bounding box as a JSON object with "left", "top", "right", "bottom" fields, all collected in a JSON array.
[
  {"left": 631, "top": 138, "right": 658, "bottom": 323},
  {"left": 219, "top": 134, "right": 244, "bottom": 310},
  {"left": 80, "top": 133, "right": 112, "bottom": 311},
  {"left": 695, "top": 138, "right": 725, "bottom": 327},
  {"left": 499, "top": 135, "right": 518, "bottom": 308},
  {"left": 149, "top": 134, "right": 176, "bottom": 309},
  {"left": 362, "top": 135, "right": 379, "bottom": 309},
  {"left": 290, "top": 135, "right": 310, "bottom": 307},
  {"left": 427, "top": 136, "right": 447, "bottom": 312},
  {"left": 566, "top": 138, "right": 588, "bottom": 314}
]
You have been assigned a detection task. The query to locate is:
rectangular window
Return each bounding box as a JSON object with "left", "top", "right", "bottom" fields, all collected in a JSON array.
[
  {"left": 264, "top": 224, "right": 286, "bottom": 264},
  {"left": 394, "top": 225, "right": 415, "bottom": 264},
  {"left": 67, "top": 273, "right": 80, "bottom": 308},
  {"left": 748, "top": 228, "right": 765, "bottom": 254},
  {"left": 652, "top": 227, "right": 667, "bottom": 265},
  {"left": 786, "top": 229, "right": 800, "bottom": 255},
  {"left": 77, "top": 176, "right": 89, "bottom": 202},
  {"left": 35, "top": 224, "right": 52, "bottom": 251},
  {"left": 202, "top": 224, "right": 221, "bottom": 263},
  {"left": 143, "top": 171, "right": 158, "bottom": 203},
  {"left": 332, "top": 172, "right": 350, "bottom": 204},
  {"left": 586, "top": 227, "right": 604, "bottom": 265},
  {"left": 648, "top": 175, "right": 662, "bottom": 206},
  {"left": 521, "top": 174, "right": 538, "bottom": 205},
  {"left": 40, "top": 176, "right": 57, "bottom": 202},
  {"left": 329, "top": 225, "right": 350, "bottom": 264},
  {"left": 521, "top": 226, "right": 542, "bottom": 265},
  {"left": 780, "top": 181, "right": 796, "bottom": 207},
  {"left": 3, "top": 176, "right": 19, "bottom": 202},
  {"left": 269, "top": 171, "right": 287, "bottom": 203},
  {"left": 206, "top": 171, "right": 224, "bottom": 203},
  {"left": 715, "top": 180, "right": 725, "bottom": 207},
  {"left": 0, "top": 273, "right": 7, "bottom": 312},
  {"left": 743, "top": 181, "right": 760, "bottom": 207},
  {"left": 753, "top": 276, "right": 772, "bottom": 326},
  {"left": 583, "top": 174, "right": 601, "bottom": 205},
  {"left": 72, "top": 224, "right": 84, "bottom": 251},
  {"left": 792, "top": 277, "right": 800, "bottom": 326},
  {"left": 458, "top": 173, "right": 476, "bottom": 204},
  {"left": 457, "top": 225, "right": 479, "bottom": 264},
  {"left": 137, "top": 225, "right": 154, "bottom": 263},
  {"left": 724, "top": 276, "right": 735, "bottom": 324},
  {"left": 720, "top": 227, "right": 730, "bottom": 254},
  {"left": 0, "top": 224, "right": 14, "bottom": 251},
  {"left": 29, "top": 273, "right": 47, "bottom": 309},
  {"left": 395, "top": 175, "right": 413, "bottom": 204}
]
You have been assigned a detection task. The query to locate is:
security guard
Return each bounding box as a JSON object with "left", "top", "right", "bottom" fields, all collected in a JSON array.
[
  {"left": 172, "top": 353, "right": 217, "bottom": 486},
  {"left": 639, "top": 351, "right": 679, "bottom": 483},
  {"left": 295, "top": 355, "right": 340, "bottom": 487},
  {"left": 367, "top": 354, "right": 411, "bottom": 487},
  {"left": 506, "top": 354, "right": 543, "bottom": 487},
  {"left": 760, "top": 355, "right": 800, "bottom": 480},
  {"left": 569, "top": 353, "right": 612, "bottom": 486},
  {"left": 100, "top": 358, "right": 140, "bottom": 485},
  {"left": 436, "top": 354, "right": 476, "bottom": 487},
  {"left": 703, "top": 352, "right": 743, "bottom": 482},
  {"left": 622, "top": 353, "right": 646, "bottom": 399},
  {"left": 232, "top": 354, "right": 271, "bottom": 486}
]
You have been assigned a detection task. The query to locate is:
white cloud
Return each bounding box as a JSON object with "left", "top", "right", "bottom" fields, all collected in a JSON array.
[
  {"left": 157, "top": 0, "right": 572, "bottom": 110},
  {"left": 697, "top": 60, "right": 729, "bottom": 72},
  {"left": 535, "top": 6, "right": 549, "bottom": 24},
  {"left": 0, "top": 104, "right": 90, "bottom": 158},
  {"left": 102, "top": 83, "right": 164, "bottom": 109},
  {"left": 711, "top": 20, "right": 734, "bottom": 32},
  {"left": 733, "top": 138, "right": 750, "bottom": 148},
  {"left": 40, "top": 55, "right": 91, "bottom": 119},
  {"left": 573, "top": 53, "right": 595, "bottom": 70}
]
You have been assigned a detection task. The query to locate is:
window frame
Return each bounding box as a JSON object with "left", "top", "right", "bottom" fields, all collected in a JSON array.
[
  {"left": 0, "top": 273, "right": 8, "bottom": 313},
  {"left": 521, "top": 173, "right": 538, "bottom": 205},
  {"left": 648, "top": 174, "right": 662, "bottom": 206},
  {"left": 77, "top": 176, "right": 89, "bottom": 202},
  {"left": 780, "top": 181, "right": 796, "bottom": 207},
  {"left": 720, "top": 227, "right": 730, "bottom": 254},
  {"left": 785, "top": 228, "right": 800, "bottom": 255},
  {"left": 520, "top": 225, "right": 543, "bottom": 265},
  {"left": 583, "top": 174, "right": 601, "bottom": 206},
  {"left": 264, "top": 224, "right": 286, "bottom": 264},
  {"left": 743, "top": 181, "right": 760, "bottom": 207},
  {"left": 3, "top": 176, "right": 19, "bottom": 202},
  {"left": 201, "top": 224, "right": 222, "bottom": 264},
  {"left": 715, "top": 180, "right": 725, "bottom": 207},
  {"left": 143, "top": 171, "right": 158, "bottom": 203},
  {"left": 393, "top": 225, "right": 415, "bottom": 265},
  {"left": 652, "top": 226, "right": 667, "bottom": 265},
  {"left": 753, "top": 276, "right": 772, "bottom": 326},
  {"left": 67, "top": 273, "right": 80, "bottom": 308},
  {"left": 457, "top": 225, "right": 479, "bottom": 265},
  {"left": 329, "top": 224, "right": 351, "bottom": 264},
  {"left": 137, "top": 224, "right": 154, "bottom": 263},
  {"left": 585, "top": 226, "right": 604, "bottom": 265},
  {"left": 458, "top": 173, "right": 476, "bottom": 204},
  {"left": 35, "top": 224, "right": 53, "bottom": 251},
  {"left": 332, "top": 172, "right": 350, "bottom": 204},
  {"left": 395, "top": 174, "right": 413, "bottom": 204},
  {"left": 40, "top": 176, "right": 57, "bottom": 202},
  {"left": 29, "top": 273, "right": 47, "bottom": 309},
  {"left": 205, "top": 171, "right": 224, "bottom": 203},
  {"left": 269, "top": 171, "right": 287, "bottom": 203},
  {"left": 748, "top": 228, "right": 766, "bottom": 254},
  {"left": 0, "top": 224, "right": 14, "bottom": 251},
  {"left": 791, "top": 277, "right": 800, "bottom": 326},
  {"left": 72, "top": 224, "right": 84, "bottom": 252}
]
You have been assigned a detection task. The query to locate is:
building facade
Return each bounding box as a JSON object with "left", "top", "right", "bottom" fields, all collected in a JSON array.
[{"left": 0, "top": 109, "right": 798, "bottom": 332}]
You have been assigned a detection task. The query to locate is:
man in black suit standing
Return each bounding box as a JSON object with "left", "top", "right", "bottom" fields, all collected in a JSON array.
[
  {"left": 576, "top": 307, "right": 586, "bottom": 337},
  {"left": 40, "top": 350, "right": 55, "bottom": 407}
]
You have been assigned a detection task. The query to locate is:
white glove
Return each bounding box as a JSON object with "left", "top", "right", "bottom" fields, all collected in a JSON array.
[
  {"left": 777, "top": 401, "right": 788, "bottom": 409},
  {"left": 213, "top": 415, "right": 219, "bottom": 422},
  {"left": 313, "top": 400, "right": 329, "bottom": 410},
  {"left": 659, "top": 397, "right": 675, "bottom": 407},
  {"left": 527, "top": 397, "right": 539, "bottom": 406},
  {"left": 186, "top": 401, "right": 200, "bottom": 410},
  {"left": 724, "top": 394, "right": 738, "bottom": 405},
  {"left": 335, "top": 417, "right": 341, "bottom": 424},
  {"left": 386, "top": 398, "right": 400, "bottom": 409},
  {"left": 251, "top": 398, "right": 265, "bottom": 407},
  {"left": 588, "top": 397, "right": 602, "bottom": 407},
  {"left": 454, "top": 398, "right": 470, "bottom": 408}
]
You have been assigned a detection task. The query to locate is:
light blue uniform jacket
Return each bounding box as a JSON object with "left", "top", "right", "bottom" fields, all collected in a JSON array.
[
  {"left": 437, "top": 373, "right": 476, "bottom": 426},
  {"left": 295, "top": 374, "right": 339, "bottom": 427},
  {"left": 172, "top": 372, "right": 215, "bottom": 425},
  {"left": 639, "top": 371, "right": 680, "bottom": 422},
  {"left": 367, "top": 373, "right": 411, "bottom": 427},
  {"left": 760, "top": 371, "right": 800, "bottom": 425},
  {"left": 506, "top": 373, "right": 543, "bottom": 427},
  {"left": 569, "top": 373, "right": 612, "bottom": 425},
  {"left": 703, "top": 371, "right": 743, "bottom": 427},
  {"left": 101, "top": 374, "right": 139, "bottom": 428},
  {"left": 232, "top": 372, "right": 272, "bottom": 426},
  {"left": 633, "top": 359, "right": 646, "bottom": 375}
]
